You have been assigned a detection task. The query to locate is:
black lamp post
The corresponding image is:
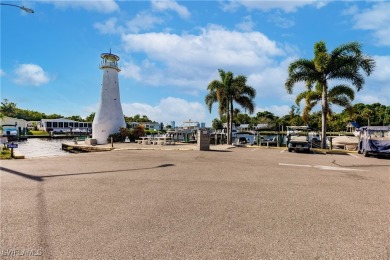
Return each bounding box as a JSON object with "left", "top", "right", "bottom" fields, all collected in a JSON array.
[{"left": 1, "top": 3, "right": 34, "bottom": 13}]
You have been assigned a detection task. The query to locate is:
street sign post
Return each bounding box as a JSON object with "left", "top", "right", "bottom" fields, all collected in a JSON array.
[{"left": 6, "top": 143, "right": 18, "bottom": 158}]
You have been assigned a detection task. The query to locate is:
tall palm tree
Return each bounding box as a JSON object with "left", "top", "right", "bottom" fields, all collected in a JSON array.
[
  {"left": 230, "top": 75, "right": 256, "bottom": 139},
  {"left": 205, "top": 70, "right": 256, "bottom": 144},
  {"left": 205, "top": 69, "right": 233, "bottom": 143},
  {"left": 285, "top": 41, "right": 375, "bottom": 148}
]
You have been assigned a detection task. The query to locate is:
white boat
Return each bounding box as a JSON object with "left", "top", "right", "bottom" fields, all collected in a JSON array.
[{"left": 331, "top": 136, "right": 359, "bottom": 150}]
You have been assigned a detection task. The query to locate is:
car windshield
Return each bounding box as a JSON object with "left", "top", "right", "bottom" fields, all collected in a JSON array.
[{"left": 367, "top": 130, "right": 390, "bottom": 139}]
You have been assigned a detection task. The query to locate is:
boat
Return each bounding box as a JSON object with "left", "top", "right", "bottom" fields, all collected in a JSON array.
[
  {"left": 1, "top": 124, "right": 28, "bottom": 141},
  {"left": 234, "top": 131, "right": 255, "bottom": 145},
  {"left": 331, "top": 136, "right": 359, "bottom": 150},
  {"left": 165, "top": 120, "right": 201, "bottom": 143}
]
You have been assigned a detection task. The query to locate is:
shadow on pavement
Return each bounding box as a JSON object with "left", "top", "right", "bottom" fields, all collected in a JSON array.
[{"left": 0, "top": 163, "right": 176, "bottom": 182}]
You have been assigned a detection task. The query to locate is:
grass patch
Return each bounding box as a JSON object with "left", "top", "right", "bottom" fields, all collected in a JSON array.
[
  {"left": 0, "top": 148, "right": 12, "bottom": 159},
  {"left": 28, "top": 130, "right": 49, "bottom": 136}
]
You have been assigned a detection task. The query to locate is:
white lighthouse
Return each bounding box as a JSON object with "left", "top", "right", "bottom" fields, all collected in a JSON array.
[{"left": 92, "top": 52, "right": 126, "bottom": 144}]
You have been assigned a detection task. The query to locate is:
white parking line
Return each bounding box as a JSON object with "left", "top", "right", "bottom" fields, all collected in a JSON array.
[
  {"left": 280, "top": 149, "right": 286, "bottom": 153},
  {"left": 313, "top": 165, "right": 366, "bottom": 171},
  {"left": 348, "top": 153, "right": 359, "bottom": 158},
  {"left": 278, "top": 163, "right": 367, "bottom": 171},
  {"left": 279, "top": 163, "right": 312, "bottom": 167}
]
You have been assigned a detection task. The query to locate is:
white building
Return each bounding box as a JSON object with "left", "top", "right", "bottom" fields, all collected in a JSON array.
[
  {"left": 40, "top": 118, "right": 92, "bottom": 133},
  {"left": 128, "top": 122, "right": 160, "bottom": 131},
  {"left": 92, "top": 52, "right": 126, "bottom": 144}
]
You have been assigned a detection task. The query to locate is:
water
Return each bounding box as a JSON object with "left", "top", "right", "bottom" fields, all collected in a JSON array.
[{"left": 14, "top": 138, "right": 72, "bottom": 158}]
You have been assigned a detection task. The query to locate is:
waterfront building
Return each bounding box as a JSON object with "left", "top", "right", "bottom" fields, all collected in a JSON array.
[
  {"left": 92, "top": 52, "right": 126, "bottom": 144},
  {"left": 39, "top": 118, "right": 92, "bottom": 133},
  {"left": 127, "top": 121, "right": 160, "bottom": 131}
]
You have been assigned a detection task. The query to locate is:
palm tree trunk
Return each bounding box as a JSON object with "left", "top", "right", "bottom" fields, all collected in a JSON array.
[
  {"left": 230, "top": 99, "right": 234, "bottom": 145},
  {"left": 321, "top": 83, "right": 328, "bottom": 149},
  {"left": 226, "top": 100, "right": 230, "bottom": 144}
]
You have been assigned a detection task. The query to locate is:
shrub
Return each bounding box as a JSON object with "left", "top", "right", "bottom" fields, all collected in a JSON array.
[
  {"left": 0, "top": 148, "right": 11, "bottom": 159},
  {"left": 107, "top": 126, "right": 145, "bottom": 142}
]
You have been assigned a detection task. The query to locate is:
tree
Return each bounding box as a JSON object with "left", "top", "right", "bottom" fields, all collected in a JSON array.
[
  {"left": 361, "top": 107, "right": 374, "bottom": 126},
  {"left": 127, "top": 114, "right": 152, "bottom": 123},
  {"left": 230, "top": 74, "right": 256, "bottom": 137},
  {"left": 205, "top": 69, "right": 256, "bottom": 144},
  {"left": 66, "top": 115, "right": 83, "bottom": 122},
  {"left": 295, "top": 81, "right": 356, "bottom": 125},
  {"left": 212, "top": 118, "right": 223, "bottom": 130},
  {"left": 85, "top": 112, "right": 95, "bottom": 122},
  {"left": 288, "top": 105, "right": 304, "bottom": 126},
  {"left": 234, "top": 113, "right": 252, "bottom": 126},
  {"left": 254, "top": 111, "right": 277, "bottom": 129},
  {"left": 0, "top": 99, "right": 17, "bottom": 117},
  {"left": 205, "top": 69, "right": 232, "bottom": 143},
  {"left": 285, "top": 41, "right": 375, "bottom": 148}
]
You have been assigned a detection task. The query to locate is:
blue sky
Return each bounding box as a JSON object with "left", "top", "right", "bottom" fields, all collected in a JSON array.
[{"left": 1, "top": 0, "right": 389, "bottom": 126}]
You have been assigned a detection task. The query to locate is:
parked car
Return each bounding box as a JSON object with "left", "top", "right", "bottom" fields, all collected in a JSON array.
[
  {"left": 287, "top": 126, "right": 311, "bottom": 153},
  {"left": 357, "top": 126, "right": 390, "bottom": 157},
  {"left": 260, "top": 136, "right": 277, "bottom": 146}
]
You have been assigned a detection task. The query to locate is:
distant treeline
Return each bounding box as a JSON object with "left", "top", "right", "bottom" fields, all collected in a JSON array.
[{"left": 1, "top": 99, "right": 389, "bottom": 132}]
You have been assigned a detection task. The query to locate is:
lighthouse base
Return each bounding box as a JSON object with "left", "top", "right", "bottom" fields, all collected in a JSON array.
[{"left": 85, "top": 138, "right": 98, "bottom": 146}]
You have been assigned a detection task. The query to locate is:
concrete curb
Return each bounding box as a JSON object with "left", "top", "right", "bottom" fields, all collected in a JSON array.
[{"left": 12, "top": 151, "right": 25, "bottom": 159}]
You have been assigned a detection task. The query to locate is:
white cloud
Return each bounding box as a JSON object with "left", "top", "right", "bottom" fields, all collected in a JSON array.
[
  {"left": 122, "top": 97, "right": 207, "bottom": 124},
  {"left": 94, "top": 12, "right": 164, "bottom": 35},
  {"left": 235, "top": 16, "right": 255, "bottom": 32},
  {"left": 0, "top": 69, "right": 5, "bottom": 77},
  {"left": 349, "top": 2, "right": 390, "bottom": 46},
  {"left": 94, "top": 18, "right": 118, "bottom": 34},
  {"left": 13, "top": 64, "right": 51, "bottom": 86},
  {"left": 121, "top": 61, "right": 142, "bottom": 81},
  {"left": 267, "top": 11, "right": 295, "bottom": 28},
  {"left": 151, "top": 0, "right": 190, "bottom": 19},
  {"left": 355, "top": 55, "right": 390, "bottom": 106},
  {"left": 221, "top": 0, "right": 328, "bottom": 13},
  {"left": 369, "top": 55, "right": 390, "bottom": 82},
  {"left": 41, "top": 0, "right": 119, "bottom": 13},
  {"left": 120, "top": 26, "right": 285, "bottom": 90},
  {"left": 125, "top": 12, "right": 164, "bottom": 33}
]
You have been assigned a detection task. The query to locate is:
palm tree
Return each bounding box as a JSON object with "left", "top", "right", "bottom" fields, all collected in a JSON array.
[
  {"left": 205, "top": 69, "right": 233, "bottom": 143},
  {"left": 295, "top": 82, "right": 356, "bottom": 125},
  {"left": 285, "top": 41, "right": 375, "bottom": 148},
  {"left": 230, "top": 75, "right": 256, "bottom": 140},
  {"left": 205, "top": 70, "right": 256, "bottom": 144}
]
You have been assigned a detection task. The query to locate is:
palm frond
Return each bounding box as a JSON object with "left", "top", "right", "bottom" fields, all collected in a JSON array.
[{"left": 328, "top": 85, "right": 355, "bottom": 100}]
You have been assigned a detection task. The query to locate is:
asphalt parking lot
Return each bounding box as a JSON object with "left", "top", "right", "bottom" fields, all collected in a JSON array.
[{"left": 1, "top": 147, "right": 389, "bottom": 259}]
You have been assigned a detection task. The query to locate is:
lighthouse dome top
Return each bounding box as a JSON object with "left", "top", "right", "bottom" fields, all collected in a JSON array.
[
  {"left": 100, "top": 52, "right": 120, "bottom": 61},
  {"left": 100, "top": 51, "right": 121, "bottom": 72}
]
